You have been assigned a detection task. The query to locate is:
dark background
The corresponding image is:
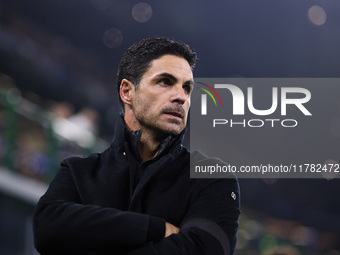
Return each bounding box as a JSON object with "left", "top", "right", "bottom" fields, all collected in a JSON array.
[{"left": 0, "top": 0, "right": 340, "bottom": 254}]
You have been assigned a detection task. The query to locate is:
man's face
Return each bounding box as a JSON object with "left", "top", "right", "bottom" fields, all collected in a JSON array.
[{"left": 131, "top": 54, "right": 194, "bottom": 137}]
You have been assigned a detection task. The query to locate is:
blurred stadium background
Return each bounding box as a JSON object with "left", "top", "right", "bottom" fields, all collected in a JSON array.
[{"left": 0, "top": 0, "right": 340, "bottom": 254}]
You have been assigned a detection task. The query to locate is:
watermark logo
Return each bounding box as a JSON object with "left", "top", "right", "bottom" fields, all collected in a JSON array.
[
  {"left": 198, "top": 83, "right": 312, "bottom": 117},
  {"left": 197, "top": 82, "right": 223, "bottom": 115},
  {"left": 195, "top": 80, "right": 312, "bottom": 128}
]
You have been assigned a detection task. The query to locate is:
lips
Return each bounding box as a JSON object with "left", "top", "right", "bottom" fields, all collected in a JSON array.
[
  {"left": 162, "top": 105, "right": 185, "bottom": 120},
  {"left": 164, "top": 111, "right": 183, "bottom": 119}
]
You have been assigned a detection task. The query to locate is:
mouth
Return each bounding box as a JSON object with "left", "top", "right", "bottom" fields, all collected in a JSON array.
[{"left": 163, "top": 111, "right": 183, "bottom": 119}]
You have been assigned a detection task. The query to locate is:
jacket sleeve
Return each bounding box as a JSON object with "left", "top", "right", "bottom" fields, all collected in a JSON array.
[
  {"left": 33, "top": 160, "right": 165, "bottom": 255},
  {"left": 123, "top": 178, "right": 241, "bottom": 255}
]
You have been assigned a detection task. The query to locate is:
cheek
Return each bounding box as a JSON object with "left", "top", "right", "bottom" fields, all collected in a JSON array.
[
  {"left": 184, "top": 100, "right": 190, "bottom": 112},
  {"left": 134, "top": 94, "right": 149, "bottom": 114}
]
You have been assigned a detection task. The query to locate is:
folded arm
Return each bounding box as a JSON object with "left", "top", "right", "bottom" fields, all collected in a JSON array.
[
  {"left": 33, "top": 163, "right": 166, "bottom": 254},
  {"left": 33, "top": 160, "right": 240, "bottom": 255},
  {"left": 124, "top": 178, "right": 241, "bottom": 255}
]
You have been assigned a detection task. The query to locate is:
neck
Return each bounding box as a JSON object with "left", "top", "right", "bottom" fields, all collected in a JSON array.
[
  {"left": 139, "top": 130, "right": 162, "bottom": 162},
  {"left": 124, "top": 112, "right": 165, "bottom": 162}
]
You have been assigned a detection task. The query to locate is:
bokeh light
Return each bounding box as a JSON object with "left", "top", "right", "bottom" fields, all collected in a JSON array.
[
  {"left": 291, "top": 226, "right": 318, "bottom": 246},
  {"left": 308, "top": 5, "right": 327, "bottom": 26},
  {"left": 132, "top": 2, "right": 153, "bottom": 23},
  {"left": 102, "top": 28, "right": 123, "bottom": 48}
]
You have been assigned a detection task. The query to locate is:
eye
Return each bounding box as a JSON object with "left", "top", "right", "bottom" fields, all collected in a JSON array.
[
  {"left": 183, "top": 84, "right": 193, "bottom": 94},
  {"left": 159, "top": 78, "right": 172, "bottom": 85}
]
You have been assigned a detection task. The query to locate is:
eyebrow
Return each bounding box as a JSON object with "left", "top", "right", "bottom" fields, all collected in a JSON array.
[{"left": 155, "top": 72, "right": 194, "bottom": 86}]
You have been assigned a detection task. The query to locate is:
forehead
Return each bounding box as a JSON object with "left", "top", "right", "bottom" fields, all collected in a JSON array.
[{"left": 142, "top": 55, "right": 193, "bottom": 80}]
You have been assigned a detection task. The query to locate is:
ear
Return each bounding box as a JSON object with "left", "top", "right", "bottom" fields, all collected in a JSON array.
[{"left": 120, "top": 79, "right": 135, "bottom": 107}]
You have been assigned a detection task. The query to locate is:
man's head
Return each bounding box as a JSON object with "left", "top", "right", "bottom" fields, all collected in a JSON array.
[
  {"left": 117, "top": 37, "right": 197, "bottom": 108},
  {"left": 117, "top": 38, "right": 197, "bottom": 139}
]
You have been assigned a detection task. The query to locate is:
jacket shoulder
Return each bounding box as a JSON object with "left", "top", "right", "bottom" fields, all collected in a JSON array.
[
  {"left": 60, "top": 146, "right": 112, "bottom": 171},
  {"left": 62, "top": 152, "right": 100, "bottom": 165}
]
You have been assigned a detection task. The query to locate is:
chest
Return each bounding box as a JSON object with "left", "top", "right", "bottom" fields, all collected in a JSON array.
[{"left": 80, "top": 155, "right": 196, "bottom": 226}]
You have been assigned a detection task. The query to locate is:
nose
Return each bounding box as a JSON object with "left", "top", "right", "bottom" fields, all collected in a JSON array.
[{"left": 171, "top": 84, "right": 187, "bottom": 105}]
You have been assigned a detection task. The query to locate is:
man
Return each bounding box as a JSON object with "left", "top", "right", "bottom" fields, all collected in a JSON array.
[{"left": 33, "top": 38, "right": 240, "bottom": 255}]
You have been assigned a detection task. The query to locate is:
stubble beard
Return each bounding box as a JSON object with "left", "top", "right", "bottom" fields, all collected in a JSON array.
[
  {"left": 133, "top": 99, "right": 186, "bottom": 140},
  {"left": 136, "top": 111, "right": 185, "bottom": 140}
]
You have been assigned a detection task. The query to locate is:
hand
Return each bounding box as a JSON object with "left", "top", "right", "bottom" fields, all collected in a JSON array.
[{"left": 165, "top": 222, "right": 180, "bottom": 238}]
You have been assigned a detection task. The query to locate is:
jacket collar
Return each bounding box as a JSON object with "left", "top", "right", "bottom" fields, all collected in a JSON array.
[{"left": 111, "top": 113, "right": 186, "bottom": 158}]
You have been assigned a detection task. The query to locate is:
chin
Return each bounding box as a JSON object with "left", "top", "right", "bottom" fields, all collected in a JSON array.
[
  {"left": 154, "top": 121, "right": 185, "bottom": 137},
  {"left": 162, "top": 126, "right": 184, "bottom": 136}
]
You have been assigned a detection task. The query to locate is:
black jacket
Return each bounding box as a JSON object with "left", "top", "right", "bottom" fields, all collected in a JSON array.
[{"left": 33, "top": 115, "right": 240, "bottom": 255}]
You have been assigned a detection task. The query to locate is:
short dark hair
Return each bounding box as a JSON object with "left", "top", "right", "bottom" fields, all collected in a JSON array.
[{"left": 116, "top": 37, "right": 197, "bottom": 108}]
